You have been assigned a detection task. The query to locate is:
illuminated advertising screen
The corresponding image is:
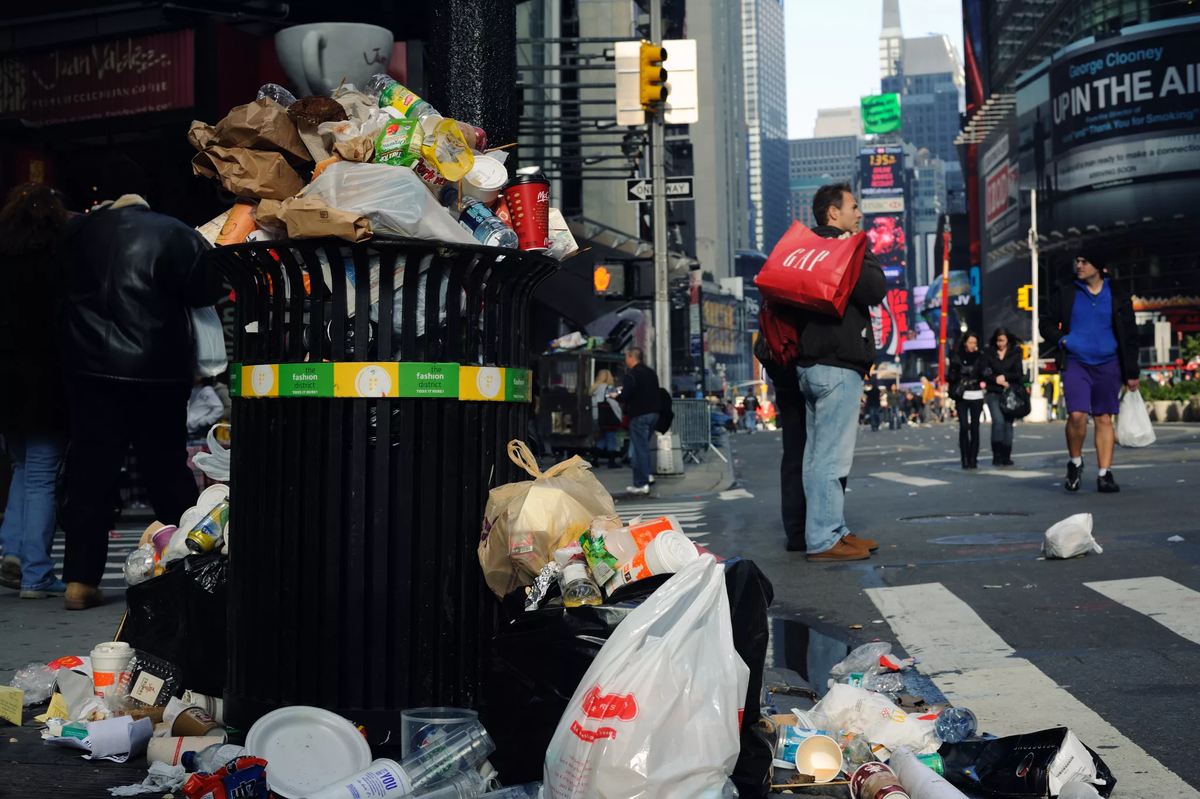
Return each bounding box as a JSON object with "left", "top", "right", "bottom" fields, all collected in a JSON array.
[
  {"left": 859, "top": 145, "right": 905, "bottom": 198},
  {"left": 864, "top": 214, "right": 906, "bottom": 268},
  {"left": 861, "top": 93, "right": 902, "bottom": 135}
]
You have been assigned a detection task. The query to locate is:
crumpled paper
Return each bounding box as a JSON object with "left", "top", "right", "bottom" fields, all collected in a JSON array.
[
  {"left": 274, "top": 196, "right": 372, "bottom": 242},
  {"left": 108, "top": 761, "right": 188, "bottom": 796},
  {"left": 47, "top": 715, "right": 153, "bottom": 763},
  {"left": 191, "top": 147, "right": 306, "bottom": 200},
  {"left": 188, "top": 98, "right": 309, "bottom": 163}
]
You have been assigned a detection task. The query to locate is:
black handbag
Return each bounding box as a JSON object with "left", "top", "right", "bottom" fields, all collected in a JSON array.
[{"left": 1001, "top": 383, "right": 1031, "bottom": 419}]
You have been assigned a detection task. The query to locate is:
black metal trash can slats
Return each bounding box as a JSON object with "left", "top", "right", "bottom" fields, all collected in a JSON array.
[{"left": 205, "top": 237, "right": 556, "bottom": 743}]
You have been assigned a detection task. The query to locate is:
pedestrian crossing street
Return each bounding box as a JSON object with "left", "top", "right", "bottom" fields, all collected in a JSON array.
[
  {"left": 612, "top": 498, "right": 710, "bottom": 548},
  {"left": 868, "top": 578, "right": 1200, "bottom": 799},
  {"left": 49, "top": 528, "right": 142, "bottom": 591}
]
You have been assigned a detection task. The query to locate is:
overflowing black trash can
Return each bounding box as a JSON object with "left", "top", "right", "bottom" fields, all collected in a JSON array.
[{"left": 206, "top": 236, "right": 556, "bottom": 744}]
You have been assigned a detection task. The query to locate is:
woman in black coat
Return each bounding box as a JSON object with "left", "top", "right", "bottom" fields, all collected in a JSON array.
[
  {"left": 984, "top": 327, "right": 1024, "bottom": 466},
  {"left": 949, "top": 331, "right": 987, "bottom": 469}
]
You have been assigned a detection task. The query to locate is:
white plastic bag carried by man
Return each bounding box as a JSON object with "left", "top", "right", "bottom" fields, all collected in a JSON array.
[
  {"left": 1115, "top": 390, "right": 1155, "bottom": 448},
  {"left": 543, "top": 555, "right": 749, "bottom": 799}
]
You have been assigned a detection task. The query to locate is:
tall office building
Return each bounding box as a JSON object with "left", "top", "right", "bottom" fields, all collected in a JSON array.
[
  {"left": 813, "top": 107, "right": 863, "bottom": 138},
  {"left": 742, "top": 0, "right": 789, "bottom": 254},
  {"left": 879, "top": 0, "right": 903, "bottom": 79},
  {"left": 788, "top": 136, "right": 860, "bottom": 228}
]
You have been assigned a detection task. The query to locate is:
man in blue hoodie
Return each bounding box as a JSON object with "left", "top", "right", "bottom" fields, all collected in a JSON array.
[{"left": 1040, "top": 252, "right": 1140, "bottom": 493}]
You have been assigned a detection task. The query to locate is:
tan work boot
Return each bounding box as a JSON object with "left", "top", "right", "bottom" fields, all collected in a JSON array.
[
  {"left": 844, "top": 533, "right": 879, "bottom": 552},
  {"left": 64, "top": 582, "right": 106, "bottom": 610},
  {"left": 807, "top": 537, "right": 871, "bottom": 562}
]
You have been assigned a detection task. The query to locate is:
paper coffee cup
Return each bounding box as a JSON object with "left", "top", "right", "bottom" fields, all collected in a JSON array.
[
  {"left": 148, "top": 736, "right": 217, "bottom": 767},
  {"left": 90, "top": 642, "right": 134, "bottom": 707},
  {"left": 794, "top": 734, "right": 844, "bottom": 783},
  {"left": 183, "top": 690, "right": 225, "bottom": 725},
  {"left": 171, "top": 706, "right": 227, "bottom": 740}
]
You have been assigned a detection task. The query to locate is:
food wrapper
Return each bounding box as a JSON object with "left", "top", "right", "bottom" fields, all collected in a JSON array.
[
  {"left": 276, "top": 196, "right": 372, "bottom": 242},
  {"left": 182, "top": 756, "right": 268, "bottom": 799},
  {"left": 479, "top": 441, "right": 615, "bottom": 598},
  {"left": 374, "top": 118, "right": 421, "bottom": 167},
  {"left": 187, "top": 98, "right": 309, "bottom": 163},
  {"left": 255, "top": 199, "right": 285, "bottom": 229},
  {"left": 421, "top": 118, "right": 475, "bottom": 182},
  {"left": 191, "top": 147, "right": 306, "bottom": 200},
  {"left": 332, "top": 135, "right": 375, "bottom": 163},
  {"left": 546, "top": 207, "right": 579, "bottom": 260},
  {"left": 524, "top": 561, "right": 563, "bottom": 612}
]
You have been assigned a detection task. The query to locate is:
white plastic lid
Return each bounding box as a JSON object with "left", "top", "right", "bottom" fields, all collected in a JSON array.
[
  {"left": 465, "top": 156, "right": 508, "bottom": 191},
  {"left": 642, "top": 531, "right": 699, "bottom": 575}
]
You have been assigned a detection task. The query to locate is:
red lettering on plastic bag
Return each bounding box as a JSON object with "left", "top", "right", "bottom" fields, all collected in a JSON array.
[
  {"left": 581, "top": 686, "right": 638, "bottom": 721},
  {"left": 570, "top": 720, "right": 617, "bottom": 742}
]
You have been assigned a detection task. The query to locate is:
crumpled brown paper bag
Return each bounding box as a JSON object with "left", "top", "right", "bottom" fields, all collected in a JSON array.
[
  {"left": 191, "top": 147, "right": 306, "bottom": 200},
  {"left": 332, "top": 136, "right": 374, "bottom": 163},
  {"left": 188, "top": 98, "right": 310, "bottom": 162},
  {"left": 276, "top": 195, "right": 371, "bottom": 242}
]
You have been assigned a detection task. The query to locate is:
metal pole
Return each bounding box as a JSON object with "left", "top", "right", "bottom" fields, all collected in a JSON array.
[
  {"left": 1028, "top": 189, "right": 1047, "bottom": 422},
  {"left": 651, "top": 0, "right": 670, "bottom": 387},
  {"left": 938, "top": 221, "right": 951, "bottom": 418}
]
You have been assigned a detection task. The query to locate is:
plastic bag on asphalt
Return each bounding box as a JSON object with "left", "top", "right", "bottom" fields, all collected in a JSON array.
[
  {"left": 1043, "top": 513, "right": 1101, "bottom": 559},
  {"left": 10, "top": 662, "right": 57, "bottom": 705},
  {"left": 811, "top": 683, "right": 939, "bottom": 755},
  {"left": 939, "top": 727, "right": 1115, "bottom": 797},
  {"left": 829, "top": 642, "right": 893, "bottom": 681},
  {"left": 1116, "top": 390, "right": 1156, "bottom": 448},
  {"left": 543, "top": 554, "right": 750, "bottom": 799},
  {"left": 479, "top": 441, "right": 615, "bottom": 598}
]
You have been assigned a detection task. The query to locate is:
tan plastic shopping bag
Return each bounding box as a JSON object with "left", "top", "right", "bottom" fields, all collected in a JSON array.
[{"left": 479, "top": 441, "right": 616, "bottom": 598}]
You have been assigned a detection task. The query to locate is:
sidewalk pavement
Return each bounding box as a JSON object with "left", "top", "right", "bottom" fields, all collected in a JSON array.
[{"left": 589, "top": 436, "right": 736, "bottom": 500}]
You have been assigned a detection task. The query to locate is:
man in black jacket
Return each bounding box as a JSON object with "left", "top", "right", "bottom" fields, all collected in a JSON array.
[
  {"left": 1039, "top": 252, "right": 1140, "bottom": 493},
  {"left": 613, "top": 347, "right": 660, "bottom": 494},
  {"left": 796, "top": 183, "right": 887, "bottom": 562},
  {"left": 57, "top": 160, "right": 224, "bottom": 609}
]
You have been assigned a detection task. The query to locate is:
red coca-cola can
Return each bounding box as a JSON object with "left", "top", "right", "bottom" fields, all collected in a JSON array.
[
  {"left": 501, "top": 173, "right": 551, "bottom": 252},
  {"left": 850, "top": 762, "right": 911, "bottom": 799}
]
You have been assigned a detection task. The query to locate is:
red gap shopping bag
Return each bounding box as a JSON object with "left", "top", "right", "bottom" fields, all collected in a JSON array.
[{"left": 754, "top": 222, "right": 869, "bottom": 318}]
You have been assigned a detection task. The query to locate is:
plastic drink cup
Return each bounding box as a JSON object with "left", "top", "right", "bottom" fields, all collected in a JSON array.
[
  {"left": 151, "top": 525, "right": 176, "bottom": 555},
  {"left": 501, "top": 174, "right": 551, "bottom": 252},
  {"left": 915, "top": 752, "right": 946, "bottom": 776},
  {"left": 90, "top": 642, "right": 134, "bottom": 709},
  {"left": 398, "top": 720, "right": 494, "bottom": 789},
  {"left": 409, "top": 769, "right": 487, "bottom": 799},
  {"left": 794, "top": 734, "right": 844, "bottom": 783},
  {"left": 851, "top": 762, "right": 910, "bottom": 799},
  {"left": 401, "top": 707, "right": 480, "bottom": 757},
  {"left": 481, "top": 784, "right": 542, "bottom": 799}
]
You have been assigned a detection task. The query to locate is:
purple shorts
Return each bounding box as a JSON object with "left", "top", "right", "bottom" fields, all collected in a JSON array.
[{"left": 1062, "top": 358, "right": 1121, "bottom": 416}]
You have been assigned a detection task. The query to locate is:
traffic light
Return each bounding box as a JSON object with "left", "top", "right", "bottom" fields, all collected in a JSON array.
[
  {"left": 1017, "top": 284, "right": 1032, "bottom": 311},
  {"left": 639, "top": 41, "right": 668, "bottom": 111}
]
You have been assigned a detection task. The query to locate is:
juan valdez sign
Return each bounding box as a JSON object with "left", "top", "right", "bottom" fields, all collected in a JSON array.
[{"left": 0, "top": 30, "right": 194, "bottom": 124}]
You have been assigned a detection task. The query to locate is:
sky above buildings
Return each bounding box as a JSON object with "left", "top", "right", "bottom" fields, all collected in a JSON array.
[{"left": 785, "top": 0, "right": 965, "bottom": 139}]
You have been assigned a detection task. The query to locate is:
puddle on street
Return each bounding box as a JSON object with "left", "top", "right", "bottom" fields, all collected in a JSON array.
[
  {"left": 768, "top": 616, "right": 849, "bottom": 697},
  {"left": 899, "top": 512, "right": 1030, "bottom": 523}
]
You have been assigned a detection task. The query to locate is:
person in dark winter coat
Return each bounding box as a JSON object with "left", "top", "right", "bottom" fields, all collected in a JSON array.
[
  {"left": 0, "top": 184, "right": 70, "bottom": 598},
  {"left": 983, "top": 327, "right": 1024, "bottom": 465},
  {"left": 949, "top": 331, "right": 987, "bottom": 469},
  {"left": 57, "top": 159, "right": 225, "bottom": 610},
  {"left": 1039, "top": 252, "right": 1140, "bottom": 493},
  {"left": 793, "top": 183, "right": 886, "bottom": 562}
]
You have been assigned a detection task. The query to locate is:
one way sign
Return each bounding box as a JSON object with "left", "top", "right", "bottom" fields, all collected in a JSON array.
[{"left": 626, "top": 176, "right": 695, "bottom": 203}]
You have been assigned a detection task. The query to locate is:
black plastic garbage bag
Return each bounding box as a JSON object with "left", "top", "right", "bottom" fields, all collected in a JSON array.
[
  {"left": 481, "top": 558, "right": 774, "bottom": 797},
  {"left": 120, "top": 553, "right": 228, "bottom": 699},
  {"left": 940, "top": 727, "right": 1116, "bottom": 798}
]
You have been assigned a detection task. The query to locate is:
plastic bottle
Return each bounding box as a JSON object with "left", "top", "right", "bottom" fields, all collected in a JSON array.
[
  {"left": 442, "top": 189, "right": 518, "bottom": 249},
  {"left": 366, "top": 74, "right": 443, "bottom": 131},
  {"left": 256, "top": 83, "right": 297, "bottom": 107},
  {"left": 934, "top": 706, "right": 978, "bottom": 744},
  {"left": 412, "top": 770, "right": 487, "bottom": 798},
  {"left": 481, "top": 784, "right": 542, "bottom": 799},
  {"left": 554, "top": 545, "right": 602, "bottom": 607},
  {"left": 181, "top": 742, "right": 247, "bottom": 773}
]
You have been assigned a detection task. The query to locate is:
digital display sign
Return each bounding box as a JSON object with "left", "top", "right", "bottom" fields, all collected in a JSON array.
[
  {"left": 864, "top": 214, "right": 906, "bottom": 269},
  {"left": 859, "top": 145, "right": 905, "bottom": 197}
]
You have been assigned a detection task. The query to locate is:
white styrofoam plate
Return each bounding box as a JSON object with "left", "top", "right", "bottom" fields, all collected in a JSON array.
[{"left": 245, "top": 706, "right": 372, "bottom": 798}]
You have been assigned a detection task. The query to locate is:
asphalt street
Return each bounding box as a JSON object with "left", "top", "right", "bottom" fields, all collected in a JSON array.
[{"left": 614, "top": 418, "right": 1200, "bottom": 798}]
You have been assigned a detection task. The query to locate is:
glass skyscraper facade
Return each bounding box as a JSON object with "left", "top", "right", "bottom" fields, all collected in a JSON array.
[
  {"left": 742, "top": 0, "right": 789, "bottom": 254},
  {"left": 787, "top": 136, "right": 860, "bottom": 228}
]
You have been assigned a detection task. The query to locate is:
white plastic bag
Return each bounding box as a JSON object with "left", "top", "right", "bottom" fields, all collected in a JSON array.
[
  {"left": 190, "top": 306, "right": 227, "bottom": 378},
  {"left": 543, "top": 554, "right": 749, "bottom": 799},
  {"left": 1116, "top": 390, "right": 1155, "bottom": 448},
  {"left": 810, "top": 683, "right": 939, "bottom": 755},
  {"left": 1043, "top": 513, "right": 1101, "bottom": 559},
  {"left": 191, "top": 423, "right": 231, "bottom": 482},
  {"left": 303, "top": 161, "right": 475, "bottom": 245}
]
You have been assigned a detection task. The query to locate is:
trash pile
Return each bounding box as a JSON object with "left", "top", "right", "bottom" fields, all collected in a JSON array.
[
  {"left": 763, "top": 640, "right": 1117, "bottom": 798},
  {"left": 189, "top": 77, "right": 577, "bottom": 258}
]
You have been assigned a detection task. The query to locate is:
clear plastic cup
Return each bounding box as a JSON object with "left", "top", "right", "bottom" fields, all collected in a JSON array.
[
  {"left": 399, "top": 720, "right": 494, "bottom": 790},
  {"left": 411, "top": 769, "right": 486, "bottom": 798},
  {"left": 401, "top": 707, "right": 480, "bottom": 757}
]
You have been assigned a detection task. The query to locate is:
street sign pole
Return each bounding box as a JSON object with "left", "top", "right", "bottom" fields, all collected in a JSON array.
[
  {"left": 1028, "top": 189, "right": 1047, "bottom": 422},
  {"left": 938, "top": 220, "right": 951, "bottom": 420},
  {"left": 651, "top": 0, "right": 670, "bottom": 388}
]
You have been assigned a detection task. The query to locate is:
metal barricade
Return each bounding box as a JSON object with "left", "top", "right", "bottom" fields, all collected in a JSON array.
[{"left": 673, "top": 398, "right": 725, "bottom": 464}]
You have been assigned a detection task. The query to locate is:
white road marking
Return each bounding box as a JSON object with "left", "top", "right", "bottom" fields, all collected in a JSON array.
[
  {"left": 868, "top": 472, "right": 949, "bottom": 487},
  {"left": 979, "top": 470, "right": 1052, "bottom": 479},
  {"left": 1085, "top": 577, "right": 1200, "bottom": 646},
  {"left": 903, "top": 449, "right": 1063, "bottom": 465},
  {"left": 718, "top": 488, "right": 755, "bottom": 500},
  {"left": 867, "top": 582, "right": 1199, "bottom": 799}
]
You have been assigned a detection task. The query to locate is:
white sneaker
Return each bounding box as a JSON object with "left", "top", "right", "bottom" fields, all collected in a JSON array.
[
  {"left": 626, "top": 485, "right": 650, "bottom": 494},
  {"left": 648, "top": 475, "right": 656, "bottom": 484}
]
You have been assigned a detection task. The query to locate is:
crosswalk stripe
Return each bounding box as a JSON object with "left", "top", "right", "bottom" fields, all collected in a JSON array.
[
  {"left": 903, "top": 449, "right": 1063, "bottom": 465},
  {"left": 1085, "top": 577, "right": 1200, "bottom": 646},
  {"left": 869, "top": 472, "right": 949, "bottom": 487},
  {"left": 866, "top": 582, "right": 1199, "bottom": 799},
  {"left": 980, "top": 470, "right": 1052, "bottom": 479}
]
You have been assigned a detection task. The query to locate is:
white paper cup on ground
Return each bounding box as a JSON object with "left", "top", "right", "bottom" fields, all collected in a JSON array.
[
  {"left": 90, "top": 642, "right": 134, "bottom": 709},
  {"left": 795, "top": 733, "right": 844, "bottom": 783},
  {"left": 462, "top": 156, "right": 508, "bottom": 204}
]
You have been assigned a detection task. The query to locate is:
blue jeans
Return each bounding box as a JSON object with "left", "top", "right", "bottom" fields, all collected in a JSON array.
[
  {"left": 743, "top": 409, "right": 757, "bottom": 432},
  {"left": 628, "top": 413, "right": 659, "bottom": 488},
  {"left": 796, "top": 365, "right": 863, "bottom": 554},
  {"left": 0, "top": 434, "right": 64, "bottom": 590},
  {"left": 868, "top": 407, "right": 881, "bottom": 431},
  {"left": 984, "top": 393, "right": 1014, "bottom": 447},
  {"left": 596, "top": 430, "right": 618, "bottom": 452}
]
